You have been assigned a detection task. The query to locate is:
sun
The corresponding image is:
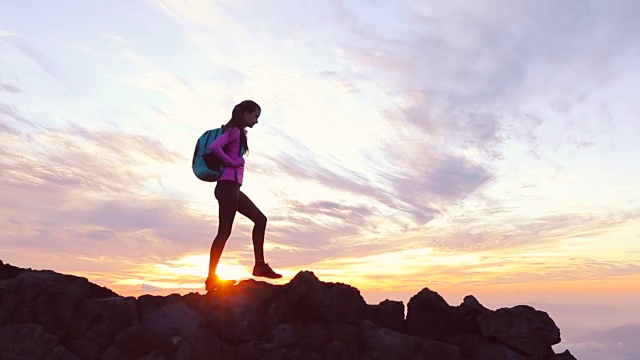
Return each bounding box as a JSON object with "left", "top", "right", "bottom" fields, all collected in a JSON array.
[{"left": 214, "top": 262, "right": 251, "bottom": 281}]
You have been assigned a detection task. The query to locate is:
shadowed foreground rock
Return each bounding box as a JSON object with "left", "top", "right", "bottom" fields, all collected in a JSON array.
[{"left": 0, "top": 260, "right": 576, "bottom": 360}]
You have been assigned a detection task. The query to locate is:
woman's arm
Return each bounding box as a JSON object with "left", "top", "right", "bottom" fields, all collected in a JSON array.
[{"left": 209, "top": 127, "right": 244, "bottom": 167}]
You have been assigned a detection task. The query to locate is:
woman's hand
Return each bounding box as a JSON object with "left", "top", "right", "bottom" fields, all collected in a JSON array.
[{"left": 228, "top": 157, "right": 245, "bottom": 168}]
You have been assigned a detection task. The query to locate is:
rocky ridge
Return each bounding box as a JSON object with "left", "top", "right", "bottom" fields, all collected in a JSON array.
[{"left": 0, "top": 260, "right": 576, "bottom": 360}]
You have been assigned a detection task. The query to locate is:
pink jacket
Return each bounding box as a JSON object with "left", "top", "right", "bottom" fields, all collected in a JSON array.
[{"left": 208, "top": 127, "right": 245, "bottom": 185}]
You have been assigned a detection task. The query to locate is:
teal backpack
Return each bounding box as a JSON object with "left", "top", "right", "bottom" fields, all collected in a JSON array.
[{"left": 192, "top": 126, "right": 244, "bottom": 182}]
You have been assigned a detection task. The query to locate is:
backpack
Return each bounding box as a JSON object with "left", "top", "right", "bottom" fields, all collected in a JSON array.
[{"left": 192, "top": 126, "right": 246, "bottom": 182}]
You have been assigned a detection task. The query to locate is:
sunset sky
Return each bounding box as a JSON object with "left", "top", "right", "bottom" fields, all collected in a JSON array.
[{"left": 2, "top": 1, "right": 639, "bottom": 359}]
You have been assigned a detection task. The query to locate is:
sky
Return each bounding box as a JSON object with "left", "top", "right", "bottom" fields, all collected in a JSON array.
[{"left": 1, "top": 1, "right": 639, "bottom": 358}]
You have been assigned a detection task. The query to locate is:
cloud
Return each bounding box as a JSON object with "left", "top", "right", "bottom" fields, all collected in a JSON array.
[
  {"left": 336, "top": 1, "right": 640, "bottom": 155},
  {"left": 1, "top": 82, "right": 23, "bottom": 93},
  {"left": 259, "top": 138, "right": 444, "bottom": 225},
  {"left": 140, "top": 284, "right": 161, "bottom": 292},
  {"left": 281, "top": 127, "right": 495, "bottom": 225},
  {"left": 0, "top": 31, "right": 18, "bottom": 40},
  {"left": 0, "top": 126, "right": 179, "bottom": 195},
  {"left": 151, "top": 0, "right": 222, "bottom": 25},
  {"left": 380, "top": 148, "right": 494, "bottom": 205},
  {"left": 287, "top": 200, "right": 374, "bottom": 220},
  {"left": 0, "top": 105, "right": 206, "bottom": 260},
  {"left": 421, "top": 208, "right": 640, "bottom": 254},
  {"left": 2, "top": 35, "right": 70, "bottom": 88},
  {"left": 0, "top": 104, "right": 34, "bottom": 127}
]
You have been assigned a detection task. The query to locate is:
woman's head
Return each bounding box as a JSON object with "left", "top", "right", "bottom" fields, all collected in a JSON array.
[
  {"left": 230, "top": 100, "right": 261, "bottom": 129},
  {"left": 225, "top": 100, "right": 261, "bottom": 153}
]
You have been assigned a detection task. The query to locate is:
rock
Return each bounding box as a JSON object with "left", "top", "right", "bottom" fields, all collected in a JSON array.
[
  {"left": 450, "top": 334, "right": 528, "bottom": 360},
  {"left": 64, "top": 296, "right": 138, "bottom": 359},
  {"left": 0, "top": 268, "right": 119, "bottom": 334},
  {"left": 361, "top": 320, "right": 460, "bottom": 360},
  {"left": 458, "top": 295, "right": 489, "bottom": 318},
  {"left": 0, "top": 260, "right": 24, "bottom": 281},
  {"left": 449, "top": 295, "right": 490, "bottom": 336},
  {"left": 0, "top": 323, "right": 60, "bottom": 360},
  {"left": 107, "top": 322, "right": 177, "bottom": 359},
  {"left": 0, "top": 260, "right": 575, "bottom": 360},
  {"left": 362, "top": 320, "right": 425, "bottom": 360},
  {"left": 51, "top": 345, "right": 82, "bottom": 360},
  {"left": 366, "top": 299, "right": 405, "bottom": 332},
  {"left": 172, "top": 328, "right": 227, "bottom": 360},
  {"left": 141, "top": 299, "right": 205, "bottom": 338},
  {"left": 405, "top": 287, "right": 455, "bottom": 341},
  {"left": 551, "top": 349, "right": 578, "bottom": 360},
  {"left": 216, "top": 279, "right": 278, "bottom": 342},
  {"left": 274, "top": 271, "right": 367, "bottom": 324},
  {"left": 478, "top": 305, "right": 560, "bottom": 359}
]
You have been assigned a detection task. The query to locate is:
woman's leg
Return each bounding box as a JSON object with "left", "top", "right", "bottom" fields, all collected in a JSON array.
[
  {"left": 237, "top": 190, "right": 281, "bottom": 278},
  {"left": 209, "top": 181, "right": 239, "bottom": 279},
  {"left": 236, "top": 190, "right": 267, "bottom": 263}
]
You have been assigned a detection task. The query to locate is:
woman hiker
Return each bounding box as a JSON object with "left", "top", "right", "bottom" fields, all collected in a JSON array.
[{"left": 206, "top": 100, "right": 282, "bottom": 291}]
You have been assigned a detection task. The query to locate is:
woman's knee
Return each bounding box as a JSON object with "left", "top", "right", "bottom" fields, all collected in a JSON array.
[{"left": 256, "top": 213, "right": 267, "bottom": 227}]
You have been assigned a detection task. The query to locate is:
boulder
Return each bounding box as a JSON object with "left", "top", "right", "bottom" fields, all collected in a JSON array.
[
  {"left": 366, "top": 299, "right": 405, "bottom": 332},
  {"left": 273, "top": 271, "right": 367, "bottom": 324},
  {"left": 551, "top": 349, "right": 578, "bottom": 360},
  {"left": 0, "top": 267, "right": 118, "bottom": 334},
  {"left": 405, "top": 287, "right": 455, "bottom": 341},
  {"left": 361, "top": 320, "right": 460, "bottom": 360},
  {"left": 0, "top": 323, "right": 61, "bottom": 360},
  {"left": 478, "top": 305, "right": 560, "bottom": 359},
  {"left": 0, "top": 259, "right": 24, "bottom": 281},
  {"left": 450, "top": 334, "right": 528, "bottom": 360},
  {"left": 64, "top": 296, "right": 138, "bottom": 359}
]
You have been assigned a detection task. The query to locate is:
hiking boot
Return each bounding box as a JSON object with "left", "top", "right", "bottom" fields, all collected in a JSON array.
[
  {"left": 205, "top": 275, "right": 236, "bottom": 292},
  {"left": 252, "top": 262, "right": 282, "bottom": 279}
]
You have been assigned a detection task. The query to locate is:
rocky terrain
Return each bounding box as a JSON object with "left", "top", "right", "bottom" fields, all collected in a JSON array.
[{"left": 0, "top": 260, "right": 576, "bottom": 360}]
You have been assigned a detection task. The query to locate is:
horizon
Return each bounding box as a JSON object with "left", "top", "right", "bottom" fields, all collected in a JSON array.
[{"left": 2, "top": 1, "right": 639, "bottom": 359}]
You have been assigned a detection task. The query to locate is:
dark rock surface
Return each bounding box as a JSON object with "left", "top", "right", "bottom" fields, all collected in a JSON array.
[{"left": 0, "top": 260, "right": 576, "bottom": 360}]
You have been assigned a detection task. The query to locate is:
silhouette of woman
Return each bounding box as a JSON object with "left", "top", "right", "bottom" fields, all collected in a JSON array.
[{"left": 206, "top": 100, "right": 282, "bottom": 291}]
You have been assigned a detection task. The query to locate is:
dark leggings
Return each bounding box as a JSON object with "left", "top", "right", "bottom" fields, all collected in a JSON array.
[{"left": 209, "top": 180, "right": 267, "bottom": 277}]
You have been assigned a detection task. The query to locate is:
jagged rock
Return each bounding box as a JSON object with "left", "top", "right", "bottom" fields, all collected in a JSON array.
[
  {"left": 478, "top": 305, "right": 561, "bottom": 359},
  {"left": 450, "top": 334, "right": 528, "bottom": 360},
  {"left": 449, "top": 295, "right": 490, "bottom": 336},
  {"left": 103, "top": 322, "right": 178, "bottom": 359},
  {"left": 0, "top": 260, "right": 576, "bottom": 360},
  {"left": 280, "top": 321, "right": 329, "bottom": 355},
  {"left": 0, "top": 323, "right": 60, "bottom": 360},
  {"left": 362, "top": 320, "right": 460, "bottom": 360},
  {"left": 0, "top": 259, "right": 23, "bottom": 281},
  {"left": 140, "top": 298, "right": 205, "bottom": 339},
  {"left": 215, "top": 279, "right": 279, "bottom": 341},
  {"left": 405, "top": 287, "right": 456, "bottom": 341},
  {"left": 172, "top": 328, "right": 227, "bottom": 360},
  {"left": 551, "top": 349, "right": 577, "bottom": 360},
  {"left": 51, "top": 345, "right": 82, "bottom": 360},
  {"left": 274, "top": 271, "right": 367, "bottom": 324},
  {"left": 65, "top": 296, "right": 138, "bottom": 359},
  {"left": 366, "top": 299, "right": 405, "bottom": 332},
  {"left": 0, "top": 267, "right": 118, "bottom": 334},
  {"left": 458, "top": 295, "right": 489, "bottom": 319}
]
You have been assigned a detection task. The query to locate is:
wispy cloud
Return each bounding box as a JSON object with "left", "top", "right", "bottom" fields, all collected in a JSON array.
[
  {"left": 1, "top": 82, "right": 23, "bottom": 94},
  {"left": 0, "top": 104, "right": 34, "bottom": 127},
  {"left": 2, "top": 35, "right": 70, "bottom": 88},
  {"left": 337, "top": 1, "right": 640, "bottom": 155},
  {"left": 0, "top": 105, "right": 196, "bottom": 259}
]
